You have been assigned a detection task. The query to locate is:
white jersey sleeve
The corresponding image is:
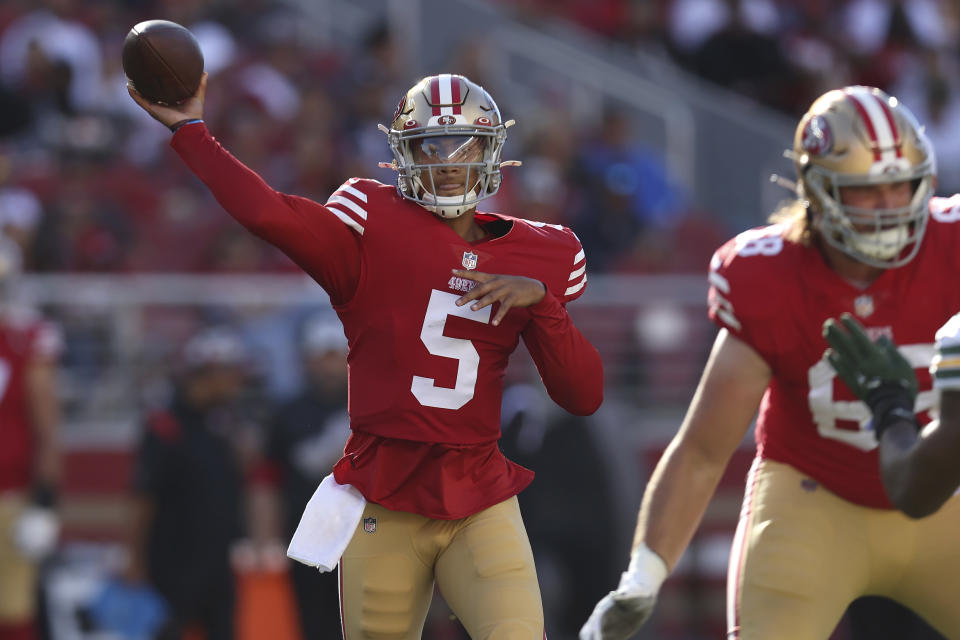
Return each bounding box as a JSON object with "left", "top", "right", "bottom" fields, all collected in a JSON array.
[{"left": 931, "top": 312, "right": 960, "bottom": 390}]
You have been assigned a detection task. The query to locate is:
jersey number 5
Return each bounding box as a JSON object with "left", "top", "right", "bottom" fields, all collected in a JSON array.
[{"left": 411, "top": 290, "right": 491, "bottom": 410}]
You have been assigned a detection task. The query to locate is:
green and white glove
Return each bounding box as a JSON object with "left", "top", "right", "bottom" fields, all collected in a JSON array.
[{"left": 822, "top": 313, "right": 918, "bottom": 439}]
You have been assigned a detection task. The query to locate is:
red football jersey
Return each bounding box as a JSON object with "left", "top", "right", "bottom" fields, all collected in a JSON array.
[
  {"left": 171, "top": 123, "right": 603, "bottom": 519},
  {"left": 0, "top": 309, "right": 62, "bottom": 491},
  {"left": 708, "top": 196, "right": 960, "bottom": 508}
]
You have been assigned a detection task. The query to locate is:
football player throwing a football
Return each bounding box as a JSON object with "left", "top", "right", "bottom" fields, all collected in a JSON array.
[
  {"left": 129, "top": 73, "right": 603, "bottom": 639},
  {"left": 582, "top": 86, "right": 960, "bottom": 640}
]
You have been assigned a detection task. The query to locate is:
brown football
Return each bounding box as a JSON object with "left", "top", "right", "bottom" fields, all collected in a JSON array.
[{"left": 122, "top": 20, "right": 204, "bottom": 105}]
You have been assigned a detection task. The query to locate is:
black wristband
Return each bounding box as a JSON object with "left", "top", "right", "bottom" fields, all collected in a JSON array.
[
  {"left": 865, "top": 382, "right": 918, "bottom": 441},
  {"left": 169, "top": 118, "right": 203, "bottom": 133}
]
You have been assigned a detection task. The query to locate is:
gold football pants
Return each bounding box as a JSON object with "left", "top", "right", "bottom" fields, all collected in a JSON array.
[
  {"left": 727, "top": 458, "right": 960, "bottom": 639},
  {"left": 0, "top": 493, "right": 37, "bottom": 623},
  {"left": 339, "top": 496, "right": 544, "bottom": 639}
]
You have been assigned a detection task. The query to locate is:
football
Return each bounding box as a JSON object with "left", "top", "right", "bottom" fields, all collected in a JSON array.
[{"left": 122, "top": 20, "right": 204, "bottom": 105}]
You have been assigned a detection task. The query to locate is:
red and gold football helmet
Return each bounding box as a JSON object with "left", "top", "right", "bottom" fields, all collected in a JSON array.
[
  {"left": 794, "top": 86, "right": 936, "bottom": 268},
  {"left": 380, "top": 74, "right": 518, "bottom": 219}
]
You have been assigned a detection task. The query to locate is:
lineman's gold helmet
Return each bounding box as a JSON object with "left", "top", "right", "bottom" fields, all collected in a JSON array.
[{"left": 794, "top": 86, "right": 936, "bottom": 268}]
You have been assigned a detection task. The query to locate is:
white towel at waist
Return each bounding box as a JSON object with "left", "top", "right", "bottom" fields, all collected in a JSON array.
[{"left": 286, "top": 473, "right": 366, "bottom": 572}]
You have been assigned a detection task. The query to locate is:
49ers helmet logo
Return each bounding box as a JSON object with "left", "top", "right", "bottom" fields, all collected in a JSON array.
[
  {"left": 437, "top": 114, "right": 456, "bottom": 125},
  {"left": 801, "top": 115, "right": 832, "bottom": 156}
]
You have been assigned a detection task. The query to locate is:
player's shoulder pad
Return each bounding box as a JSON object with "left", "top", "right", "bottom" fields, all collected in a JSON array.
[
  {"left": 322, "top": 178, "right": 394, "bottom": 237},
  {"left": 514, "top": 217, "right": 588, "bottom": 303},
  {"left": 708, "top": 224, "right": 793, "bottom": 332}
]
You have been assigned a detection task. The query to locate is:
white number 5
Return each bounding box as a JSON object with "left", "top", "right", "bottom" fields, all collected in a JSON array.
[{"left": 411, "top": 290, "right": 491, "bottom": 409}]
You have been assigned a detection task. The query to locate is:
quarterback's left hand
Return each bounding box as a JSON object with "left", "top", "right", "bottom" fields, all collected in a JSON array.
[
  {"left": 822, "top": 313, "right": 917, "bottom": 401},
  {"left": 452, "top": 269, "right": 546, "bottom": 327}
]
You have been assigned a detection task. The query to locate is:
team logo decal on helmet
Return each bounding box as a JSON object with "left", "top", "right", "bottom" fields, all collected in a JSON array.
[
  {"left": 378, "top": 73, "right": 522, "bottom": 219},
  {"left": 801, "top": 115, "right": 832, "bottom": 156}
]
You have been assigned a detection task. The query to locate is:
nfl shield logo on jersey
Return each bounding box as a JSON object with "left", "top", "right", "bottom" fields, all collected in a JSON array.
[
  {"left": 853, "top": 294, "right": 874, "bottom": 318},
  {"left": 462, "top": 251, "right": 478, "bottom": 270},
  {"left": 363, "top": 517, "right": 377, "bottom": 534}
]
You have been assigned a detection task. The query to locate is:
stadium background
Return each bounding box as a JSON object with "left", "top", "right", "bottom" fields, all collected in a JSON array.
[{"left": 1, "top": 0, "right": 955, "bottom": 638}]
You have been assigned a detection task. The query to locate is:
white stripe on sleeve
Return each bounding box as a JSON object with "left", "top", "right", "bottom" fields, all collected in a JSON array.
[
  {"left": 327, "top": 195, "right": 368, "bottom": 220},
  {"left": 326, "top": 205, "right": 365, "bottom": 235}
]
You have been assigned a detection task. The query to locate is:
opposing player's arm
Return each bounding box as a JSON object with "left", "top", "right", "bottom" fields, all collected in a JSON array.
[
  {"left": 874, "top": 397, "right": 960, "bottom": 518},
  {"left": 823, "top": 313, "right": 960, "bottom": 517},
  {"left": 129, "top": 74, "right": 361, "bottom": 303}
]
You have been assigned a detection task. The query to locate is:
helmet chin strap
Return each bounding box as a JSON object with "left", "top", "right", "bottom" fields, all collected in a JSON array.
[{"left": 421, "top": 188, "right": 480, "bottom": 219}]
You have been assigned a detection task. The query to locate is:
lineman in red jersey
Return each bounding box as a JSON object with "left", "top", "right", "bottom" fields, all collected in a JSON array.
[
  {"left": 128, "top": 72, "right": 602, "bottom": 639},
  {"left": 0, "top": 238, "right": 63, "bottom": 640},
  {"left": 582, "top": 86, "right": 960, "bottom": 640}
]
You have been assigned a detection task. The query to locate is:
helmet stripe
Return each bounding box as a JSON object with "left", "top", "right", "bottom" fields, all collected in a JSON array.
[
  {"left": 450, "top": 76, "right": 462, "bottom": 114},
  {"left": 438, "top": 73, "right": 454, "bottom": 116},
  {"left": 872, "top": 94, "right": 903, "bottom": 158},
  {"left": 844, "top": 89, "right": 882, "bottom": 161},
  {"left": 430, "top": 76, "right": 441, "bottom": 116}
]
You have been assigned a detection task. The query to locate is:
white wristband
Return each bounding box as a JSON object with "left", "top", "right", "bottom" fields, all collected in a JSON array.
[{"left": 615, "top": 543, "right": 668, "bottom": 597}]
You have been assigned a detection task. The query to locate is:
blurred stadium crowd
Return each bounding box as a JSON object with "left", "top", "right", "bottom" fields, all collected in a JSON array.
[
  {"left": 2, "top": 0, "right": 958, "bottom": 639},
  {"left": 2, "top": 0, "right": 960, "bottom": 275}
]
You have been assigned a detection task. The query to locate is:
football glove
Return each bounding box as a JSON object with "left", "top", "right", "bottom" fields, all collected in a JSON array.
[
  {"left": 580, "top": 544, "right": 667, "bottom": 640},
  {"left": 822, "top": 313, "right": 918, "bottom": 439}
]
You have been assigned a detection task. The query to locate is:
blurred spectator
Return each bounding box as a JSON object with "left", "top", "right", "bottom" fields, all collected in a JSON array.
[
  {"left": 499, "top": 382, "right": 625, "bottom": 640},
  {"left": 572, "top": 108, "right": 687, "bottom": 271},
  {"left": 684, "top": 0, "right": 804, "bottom": 113},
  {"left": 256, "top": 314, "right": 349, "bottom": 640},
  {"left": 127, "top": 326, "right": 254, "bottom": 640},
  {"left": 891, "top": 50, "right": 960, "bottom": 194},
  {"left": 30, "top": 157, "right": 134, "bottom": 272},
  {"left": 0, "top": 1, "right": 104, "bottom": 114},
  {"left": 0, "top": 236, "right": 62, "bottom": 640}
]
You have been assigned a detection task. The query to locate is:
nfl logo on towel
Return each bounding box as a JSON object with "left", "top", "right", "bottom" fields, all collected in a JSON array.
[
  {"left": 462, "top": 251, "right": 478, "bottom": 270},
  {"left": 363, "top": 517, "right": 377, "bottom": 533}
]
